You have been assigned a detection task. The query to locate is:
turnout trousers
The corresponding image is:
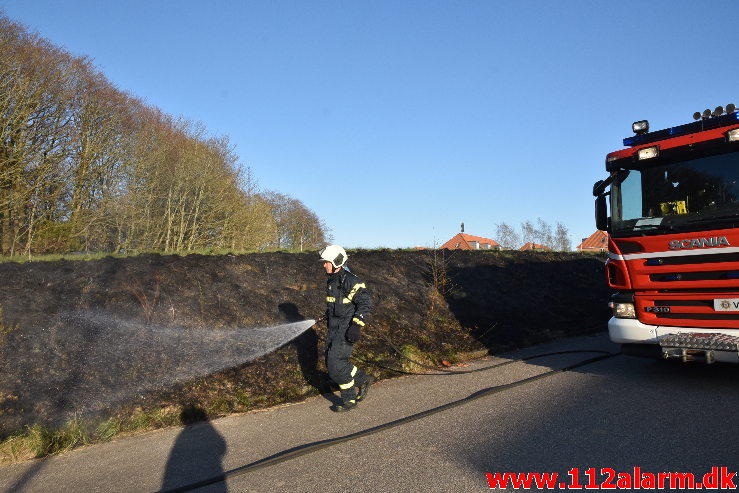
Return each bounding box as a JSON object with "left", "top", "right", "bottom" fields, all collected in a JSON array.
[{"left": 325, "top": 331, "right": 368, "bottom": 404}]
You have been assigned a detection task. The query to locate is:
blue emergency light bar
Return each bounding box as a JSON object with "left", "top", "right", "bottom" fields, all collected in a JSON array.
[{"left": 623, "top": 111, "right": 739, "bottom": 147}]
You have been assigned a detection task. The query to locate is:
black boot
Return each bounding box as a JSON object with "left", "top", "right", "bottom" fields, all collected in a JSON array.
[
  {"left": 332, "top": 400, "right": 357, "bottom": 412},
  {"left": 356, "top": 375, "right": 374, "bottom": 402}
]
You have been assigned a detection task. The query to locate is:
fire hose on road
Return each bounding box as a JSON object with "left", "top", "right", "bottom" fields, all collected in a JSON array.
[{"left": 159, "top": 336, "right": 621, "bottom": 493}]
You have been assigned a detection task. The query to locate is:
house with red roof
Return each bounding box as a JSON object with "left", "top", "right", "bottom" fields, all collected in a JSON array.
[
  {"left": 519, "top": 242, "right": 551, "bottom": 251},
  {"left": 439, "top": 233, "right": 500, "bottom": 250},
  {"left": 576, "top": 230, "right": 608, "bottom": 252}
]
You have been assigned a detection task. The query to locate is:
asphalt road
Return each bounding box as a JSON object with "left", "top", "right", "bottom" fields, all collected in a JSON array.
[{"left": 3, "top": 331, "right": 739, "bottom": 492}]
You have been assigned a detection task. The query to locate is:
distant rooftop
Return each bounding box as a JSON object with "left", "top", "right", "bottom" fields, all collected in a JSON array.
[
  {"left": 576, "top": 230, "right": 608, "bottom": 252},
  {"left": 519, "top": 242, "right": 551, "bottom": 251},
  {"left": 439, "top": 233, "right": 500, "bottom": 250}
]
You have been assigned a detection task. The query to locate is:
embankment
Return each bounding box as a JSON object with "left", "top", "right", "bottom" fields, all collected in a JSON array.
[{"left": 0, "top": 249, "right": 610, "bottom": 439}]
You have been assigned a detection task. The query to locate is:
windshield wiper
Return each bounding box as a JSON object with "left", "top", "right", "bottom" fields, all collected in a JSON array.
[{"left": 616, "top": 221, "right": 674, "bottom": 234}]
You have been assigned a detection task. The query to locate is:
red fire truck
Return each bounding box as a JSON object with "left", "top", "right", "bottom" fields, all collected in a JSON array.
[{"left": 594, "top": 104, "right": 739, "bottom": 363}]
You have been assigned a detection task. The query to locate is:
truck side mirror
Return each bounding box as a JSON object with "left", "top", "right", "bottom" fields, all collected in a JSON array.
[
  {"left": 593, "top": 180, "right": 605, "bottom": 197},
  {"left": 595, "top": 194, "right": 608, "bottom": 231}
]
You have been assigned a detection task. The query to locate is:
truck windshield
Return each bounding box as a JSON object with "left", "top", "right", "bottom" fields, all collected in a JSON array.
[{"left": 610, "top": 150, "right": 739, "bottom": 236}]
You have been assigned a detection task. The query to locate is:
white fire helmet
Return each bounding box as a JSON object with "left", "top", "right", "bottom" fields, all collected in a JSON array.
[{"left": 319, "top": 245, "right": 348, "bottom": 269}]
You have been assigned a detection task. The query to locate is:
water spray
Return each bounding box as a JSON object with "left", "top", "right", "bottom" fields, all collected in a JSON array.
[{"left": 0, "top": 311, "right": 316, "bottom": 431}]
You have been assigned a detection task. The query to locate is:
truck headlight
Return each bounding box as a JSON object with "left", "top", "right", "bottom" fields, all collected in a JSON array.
[
  {"left": 637, "top": 146, "right": 659, "bottom": 160},
  {"left": 632, "top": 120, "right": 649, "bottom": 134},
  {"left": 609, "top": 302, "right": 636, "bottom": 319}
]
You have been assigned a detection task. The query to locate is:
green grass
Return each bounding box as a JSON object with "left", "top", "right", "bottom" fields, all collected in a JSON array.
[
  {"left": 121, "top": 406, "right": 181, "bottom": 432},
  {"left": 0, "top": 251, "right": 127, "bottom": 264},
  {"left": 0, "top": 246, "right": 482, "bottom": 264},
  {"left": 1, "top": 419, "right": 111, "bottom": 463},
  {"left": 398, "top": 344, "right": 436, "bottom": 373},
  {"left": 94, "top": 418, "right": 121, "bottom": 442},
  {"left": 0, "top": 433, "right": 30, "bottom": 463},
  {"left": 26, "top": 419, "right": 90, "bottom": 458},
  {"left": 0, "top": 247, "right": 317, "bottom": 264},
  {"left": 0, "top": 406, "right": 183, "bottom": 464}
]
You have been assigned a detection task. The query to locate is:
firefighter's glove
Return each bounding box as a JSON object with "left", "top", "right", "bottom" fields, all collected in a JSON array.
[{"left": 346, "top": 323, "right": 362, "bottom": 344}]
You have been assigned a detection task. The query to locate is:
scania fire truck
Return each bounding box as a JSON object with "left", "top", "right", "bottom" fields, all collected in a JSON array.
[{"left": 593, "top": 104, "right": 739, "bottom": 363}]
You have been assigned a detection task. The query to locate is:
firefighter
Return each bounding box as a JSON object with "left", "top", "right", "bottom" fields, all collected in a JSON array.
[{"left": 319, "top": 245, "right": 373, "bottom": 412}]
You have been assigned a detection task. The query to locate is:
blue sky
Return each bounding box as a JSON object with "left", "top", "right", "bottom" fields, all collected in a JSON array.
[{"left": 2, "top": 1, "right": 739, "bottom": 249}]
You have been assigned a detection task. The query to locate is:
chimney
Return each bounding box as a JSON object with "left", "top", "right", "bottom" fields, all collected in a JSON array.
[{"left": 461, "top": 222, "right": 465, "bottom": 233}]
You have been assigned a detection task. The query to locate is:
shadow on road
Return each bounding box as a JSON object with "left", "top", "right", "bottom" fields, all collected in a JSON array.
[
  {"left": 452, "top": 351, "right": 739, "bottom": 486},
  {"left": 160, "top": 406, "right": 227, "bottom": 492},
  {"left": 5, "top": 459, "right": 47, "bottom": 493},
  {"left": 279, "top": 303, "right": 340, "bottom": 407}
]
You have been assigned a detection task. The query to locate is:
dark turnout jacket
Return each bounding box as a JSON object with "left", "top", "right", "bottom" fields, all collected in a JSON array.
[{"left": 325, "top": 267, "right": 371, "bottom": 338}]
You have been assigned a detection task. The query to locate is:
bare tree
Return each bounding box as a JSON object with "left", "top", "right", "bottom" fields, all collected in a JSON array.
[
  {"left": 0, "top": 14, "right": 328, "bottom": 257},
  {"left": 0, "top": 22, "right": 78, "bottom": 255},
  {"left": 534, "top": 217, "right": 554, "bottom": 249},
  {"left": 553, "top": 221, "right": 571, "bottom": 251},
  {"left": 520, "top": 220, "right": 536, "bottom": 246},
  {"left": 495, "top": 222, "right": 520, "bottom": 249},
  {"left": 265, "top": 192, "right": 328, "bottom": 251}
]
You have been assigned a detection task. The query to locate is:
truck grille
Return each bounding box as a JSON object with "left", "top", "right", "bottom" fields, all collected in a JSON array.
[
  {"left": 650, "top": 252, "right": 739, "bottom": 266},
  {"left": 628, "top": 252, "right": 739, "bottom": 290},
  {"left": 637, "top": 295, "right": 739, "bottom": 327},
  {"left": 650, "top": 271, "right": 739, "bottom": 282}
]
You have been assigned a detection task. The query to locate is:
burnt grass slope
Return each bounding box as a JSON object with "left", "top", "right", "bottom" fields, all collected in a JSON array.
[{"left": 0, "top": 250, "right": 609, "bottom": 439}]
